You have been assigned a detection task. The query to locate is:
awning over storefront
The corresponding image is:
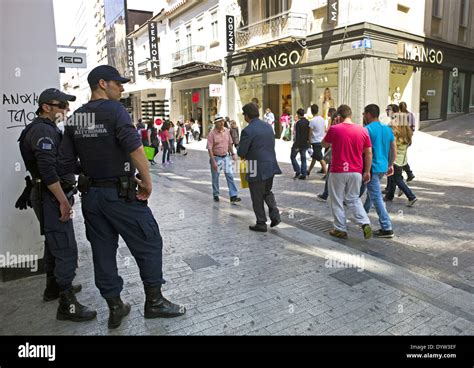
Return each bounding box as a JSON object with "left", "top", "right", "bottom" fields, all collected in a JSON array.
[{"left": 159, "top": 62, "right": 223, "bottom": 82}]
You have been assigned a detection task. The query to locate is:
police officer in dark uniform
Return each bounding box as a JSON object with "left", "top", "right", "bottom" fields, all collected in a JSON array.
[
  {"left": 58, "top": 65, "right": 186, "bottom": 329},
  {"left": 17, "top": 88, "right": 97, "bottom": 322}
]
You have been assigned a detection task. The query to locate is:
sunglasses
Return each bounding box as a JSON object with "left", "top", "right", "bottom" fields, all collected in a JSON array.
[{"left": 46, "top": 102, "right": 69, "bottom": 109}]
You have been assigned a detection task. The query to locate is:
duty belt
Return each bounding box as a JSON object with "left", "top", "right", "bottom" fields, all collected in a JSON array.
[{"left": 89, "top": 179, "right": 119, "bottom": 188}]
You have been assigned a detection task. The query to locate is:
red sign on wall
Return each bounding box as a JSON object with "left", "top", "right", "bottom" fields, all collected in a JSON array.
[{"left": 192, "top": 92, "right": 200, "bottom": 104}]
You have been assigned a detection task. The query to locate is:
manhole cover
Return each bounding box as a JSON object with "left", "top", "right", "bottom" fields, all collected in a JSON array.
[
  {"left": 329, "top": 268, "right": 372, "bottom": 286},
  {"left": 183, "top": 254, "right": 220, "bottom": 271}
]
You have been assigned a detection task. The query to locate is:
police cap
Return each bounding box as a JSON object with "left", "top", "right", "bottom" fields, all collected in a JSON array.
[{"left": 88, "top": 65, "right": 131, "bottom": 87}]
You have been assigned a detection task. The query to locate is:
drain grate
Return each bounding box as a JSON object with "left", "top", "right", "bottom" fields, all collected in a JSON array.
[
  {"left": 183, "top": 254, "right": 220, "bottom": 271},
  {"left": 329, "top": 268, "right": 372, "bottom": 286},
  {"left": 298, "top": 217, "right": 334, "bottom": 232}
]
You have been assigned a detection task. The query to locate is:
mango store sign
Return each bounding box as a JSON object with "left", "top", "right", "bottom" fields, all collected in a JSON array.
[
  {"left": 250, "top": 50, "right": 302, "bottom": 72},
  {"left": 398, "top": 42, "right": 443, "bottom": 65}
]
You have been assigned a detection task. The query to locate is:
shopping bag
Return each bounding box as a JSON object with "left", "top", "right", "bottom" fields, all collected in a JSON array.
[
  {"left": 144, "top": 146, "right": 155, "bottom": 160},
  {"left": 239, "top": 160, "right": 249, "bottom": 189}
]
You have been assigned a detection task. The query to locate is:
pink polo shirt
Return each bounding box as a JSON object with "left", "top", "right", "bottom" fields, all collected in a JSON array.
[{"left": 207, "top": 128, "right": 233, "bottom": 156}]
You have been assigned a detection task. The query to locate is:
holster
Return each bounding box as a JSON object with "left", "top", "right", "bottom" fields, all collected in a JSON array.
[
  {"left": 77, "top": 174, "right": 91, "bottom": 195},
  {"left": 118, "top": 176, "right": 137, "bottom": 202},
  {"left": 60, "top": 180, "right": 78, "bottom": 200}
]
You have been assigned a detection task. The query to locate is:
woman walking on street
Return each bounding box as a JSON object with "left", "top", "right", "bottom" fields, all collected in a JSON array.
[
  {"left": 147, "top": 120, "right": 160, "bottom": 165},
  {"left": 398, "top": 102, "right": 416, "bottom": 182},
  {"left": 385, "top": 123, "right": 417, "bottom": 206},
  {"left": 176, "top": 121, "right": 188, "bottom": 156},
  {"left": 159, "top": 121, "right": 171, "bottom": 166}
]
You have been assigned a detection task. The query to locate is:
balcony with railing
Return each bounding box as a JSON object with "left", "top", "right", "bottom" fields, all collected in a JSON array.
[
  {"left": 236, "top": 11, "right": 308, "bottom": 50},
  {"left": 172, "top": 45, "right": 207, "bottom": 69}
]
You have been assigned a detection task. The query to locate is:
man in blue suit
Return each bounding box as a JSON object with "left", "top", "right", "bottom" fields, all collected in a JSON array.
[{"left": 238, "top": 103, "right": 282, "bottom": 232}]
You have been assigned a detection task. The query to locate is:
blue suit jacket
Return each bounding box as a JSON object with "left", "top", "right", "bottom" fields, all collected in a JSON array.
[{"left": 237, "top": 118, "right": 282, "bottom": 183}]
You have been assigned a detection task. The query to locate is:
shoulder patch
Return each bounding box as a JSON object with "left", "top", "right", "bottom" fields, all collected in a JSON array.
[{"left": 36, "top": 137, "right": 55, "bottom": 150}]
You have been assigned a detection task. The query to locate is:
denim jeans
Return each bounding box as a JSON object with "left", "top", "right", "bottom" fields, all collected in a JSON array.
[
  {"left": 210, "top": 155, "right": 238, "bottom": 198},
  {"left": 364, "top": 173, "right": 392, "bottom": 231},
  {"left": 387, "top": 165, "right": 416, "bottom": 201},
  {"left": 290, "top": 146, "right": 307, "bottom": 176},
  {"left": 161, "top": 142, "right": 170, "bottom": 163}
]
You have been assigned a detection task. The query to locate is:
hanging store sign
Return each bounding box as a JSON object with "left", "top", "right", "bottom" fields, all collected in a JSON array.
[
  {"left": 327, "top": 0, "right": 338, "bottom": 25},
  {"left": 226, "top": 16, "right": 235, "bottom": 52},
  {"left": 58, "top": 52, "right": 87, "bottom": 68},
  {"left": 397, "top": 42, "right": 443, "bottom": 65},
  {"left": 126, "top": 38, "right": 135, "bottom": 83},
  {"left": 148, "top": 22, "right": 160, "bottom": 78},
  {"left": 250, "top": 50, "right": 302, "bottom": 72}
]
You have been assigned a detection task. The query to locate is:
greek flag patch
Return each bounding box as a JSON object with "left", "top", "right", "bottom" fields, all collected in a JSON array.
[{"left": 42, "top": 143, "right": 52, "bottom": 150}]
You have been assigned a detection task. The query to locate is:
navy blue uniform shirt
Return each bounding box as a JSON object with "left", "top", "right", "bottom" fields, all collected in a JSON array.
[
  {"left": 58, "top": 99, "right": 142, "bottom": 180},
  {"left": 18, "top": 117, "right": 71, "bottom": 185}
]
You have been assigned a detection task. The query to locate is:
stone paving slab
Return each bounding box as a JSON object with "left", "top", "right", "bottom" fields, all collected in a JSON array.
[{"left": 0, "top": 145, "right": 473, "bottom": 336}]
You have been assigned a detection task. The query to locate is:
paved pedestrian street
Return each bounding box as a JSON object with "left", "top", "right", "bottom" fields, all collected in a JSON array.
[{"left": 1, "top": 137, "right": 473, "bottom": 336}]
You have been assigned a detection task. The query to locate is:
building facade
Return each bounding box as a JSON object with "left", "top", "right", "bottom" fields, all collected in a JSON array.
[
  {"left": 125, "top": 0, "right": 233, "bottom": 136},
  {"left": 226, "top": 0, "right": 474, "bottom": 132}
]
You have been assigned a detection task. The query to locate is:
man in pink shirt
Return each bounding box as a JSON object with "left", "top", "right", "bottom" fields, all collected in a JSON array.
[
  {"left": 322, "top": 105, "right": 373, "bottom": 239},
  {"left": 207, "top": 115, "right": 241, "bottom": 203}
]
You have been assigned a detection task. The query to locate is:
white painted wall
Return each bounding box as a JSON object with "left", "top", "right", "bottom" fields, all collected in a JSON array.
[{"left": 0, "top": 0, "right": 60, "bottom": 272}]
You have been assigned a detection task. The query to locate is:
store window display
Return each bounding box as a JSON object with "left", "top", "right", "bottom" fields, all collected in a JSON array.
[
  {"left": 392, "top": 87, "right": 401, "bottom": 105},
  {"left": 420, "top": 68, "right": 443, "bottom": 120},
  {"left": 321, "top": 87, "right": 335, "bottom": 120},
  {"left": 448, "top": 71, "right": 465, "bottom": 114},
  {"left": 470, "top": 74, "right": 474, "bottom": 108},
  {"left": 237, "top": 75, "right": 264, "bottom": 125},
  {"left": 294, "top": 63, "right": 338, "bottom": 121}
]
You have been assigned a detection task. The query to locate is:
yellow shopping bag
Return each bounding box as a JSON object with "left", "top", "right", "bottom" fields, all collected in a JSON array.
[{"left": 239, "top": 160, "right": 249, "bottom": 189}]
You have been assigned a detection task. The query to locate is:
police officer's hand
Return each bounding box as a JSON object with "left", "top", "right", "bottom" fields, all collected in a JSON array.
[
  {"left": 136, "top": 178, "right": 152, "bottom": 200},
  {"left": 59, "top": 200, "right": 73, "bottom": 222}
]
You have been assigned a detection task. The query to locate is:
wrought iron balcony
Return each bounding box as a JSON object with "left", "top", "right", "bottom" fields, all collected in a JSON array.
[
  {"left": 172, "top": 45, "right": 206, "bottom": 68},
  {"left": 236, "top": 11, "right": 308, "bottom": 50}
]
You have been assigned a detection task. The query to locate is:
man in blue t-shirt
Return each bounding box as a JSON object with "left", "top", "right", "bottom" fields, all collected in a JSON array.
[{"left": 363, "top": 104, "right": 396, "bottom": 238}]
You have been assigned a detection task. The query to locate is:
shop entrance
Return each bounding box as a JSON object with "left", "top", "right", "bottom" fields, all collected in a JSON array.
[{"left": 264, "top": 82, "right": 291, "bottom": 138}]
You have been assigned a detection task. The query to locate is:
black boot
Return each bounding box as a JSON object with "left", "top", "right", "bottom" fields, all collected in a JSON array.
[
  {"left": 57, "top": 289, "right": 97, "bottom": 322},
  {"left": 44, "top": 276, "right": 82, "bottom": 302},
  {"left": 105, "top": 297, "right": 131, "bottom": 329},
  {"left": 144, "top": 286, "right": 186, "bottom": 319}
]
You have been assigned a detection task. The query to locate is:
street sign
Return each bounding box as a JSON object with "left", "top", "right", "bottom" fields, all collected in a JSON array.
[
  {"left": 352, "top": 38, "right": 372, "bottom": 50},
  {"left": 363, "top": 38, "right": 372, "bottom": 49},
  {"left": 352, "top": 40, "right": 363, "bottom": 49}
]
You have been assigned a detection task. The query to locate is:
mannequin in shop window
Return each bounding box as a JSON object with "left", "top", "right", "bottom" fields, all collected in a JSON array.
[
  {"left": 321, "top": 88, "right": 335, "bottom": 120},
  {"left": 452, "top": 77, "right": 461, "bottom": 112}
]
